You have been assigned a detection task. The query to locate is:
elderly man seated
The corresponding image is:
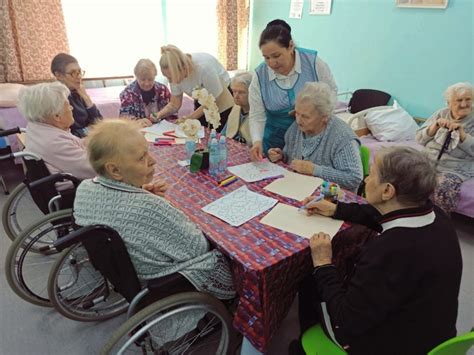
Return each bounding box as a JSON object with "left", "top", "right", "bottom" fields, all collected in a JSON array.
[
  {"left": 73, "top": 119, "right": 235, "bottom": 300},
  {"left": 267, "top": 82, "right": 362, "bottom": 191},
  {"left": 290, "top": 147, "right": 462, "bottom": 355},
  {"left": 18, "top": 82, "right": 96, "bottom": 183}
]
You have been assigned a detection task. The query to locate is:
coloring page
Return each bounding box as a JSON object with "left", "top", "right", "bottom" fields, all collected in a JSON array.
[
  {"left": 228, "top": 161, "right": 288, "bottom": 183},
  {"left": 202, "top": 186, "right": 278, "bottom": 227}
]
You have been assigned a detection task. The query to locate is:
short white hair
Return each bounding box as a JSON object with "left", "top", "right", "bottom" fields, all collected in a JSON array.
[
  {"left": 18, "top": 82, "right": 70, "bottom": 123},
  {"left": 444, "top": 82, "right": 473, "bottom": 103},
  {"left": 296, "top": 82, "right": 336, "bottom": 117},
  {"left": 231, "top": 71, "right": 253, "bottom": 88}
]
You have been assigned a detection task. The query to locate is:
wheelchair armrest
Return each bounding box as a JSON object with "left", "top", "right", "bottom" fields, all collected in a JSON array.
[
  {"left": 0, "top": 127, "right": 21, "bottom": 138},
  {"left": 53, "top": 224, "right": 116, "bottom": 252},
  {"left": 29, "top": 173, "right": 81, "bottom": 190}
]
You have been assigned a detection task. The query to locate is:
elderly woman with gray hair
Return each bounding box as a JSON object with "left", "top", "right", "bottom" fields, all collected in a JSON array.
[
  {"left": 73, "top": 119, "right": 235, "bottom": 300},
  {"left": 18, "top": 82, "right": 96, "bottom": 182},
  {"left": 221, "top": 71, "right": 253, "bottom": 145},
  {"left": 291, "top": 147, "right": 462, "bottom": 355},
  {"left": 268, "top": 82, "right": 362, "bottom": 191},
  {"left": 416, "top": 82, "right": 474, "bottom": 214}
]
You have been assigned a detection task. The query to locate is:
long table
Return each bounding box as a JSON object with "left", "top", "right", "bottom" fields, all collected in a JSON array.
[{"left": 149, "top": 137, "right": 361, "bottom": 352}]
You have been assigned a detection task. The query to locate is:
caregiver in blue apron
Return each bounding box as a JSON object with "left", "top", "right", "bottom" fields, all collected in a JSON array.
[{"left": 249, "top": 19, "right": 338, "bottom": 161}]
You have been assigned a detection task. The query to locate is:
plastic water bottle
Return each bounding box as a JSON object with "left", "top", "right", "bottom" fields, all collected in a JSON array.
[
  {"left": 218, "top": 135, "right": 227, "bottom": 175},
  {"left": 209, "top": 137, "right": 219, "bottom": 177},
  {"left": 208, "top": 129, "right": 217, "bottom": 150}
]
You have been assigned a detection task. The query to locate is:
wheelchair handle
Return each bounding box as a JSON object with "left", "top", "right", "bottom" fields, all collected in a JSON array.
[
  {"left": 0, "top": 127, "right": 22, "bottom": 137},
  {"left": 29, "top": 173, "right": 81, "bottom": 189},
  {"left": 53, "top": 224, "right": 117, "bottom": 252},
  {"left": 0, "top": 150, "right": 42, "bottom": 162}
]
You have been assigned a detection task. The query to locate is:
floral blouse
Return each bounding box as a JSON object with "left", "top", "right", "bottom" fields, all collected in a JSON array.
[{"left": 119, "top": 80, "right": 171, "bottom": 119}]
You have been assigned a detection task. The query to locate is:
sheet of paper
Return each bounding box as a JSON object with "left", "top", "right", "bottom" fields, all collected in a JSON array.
[
  {"left": 309, "top": 0, "right": 332, "bottom": 15},
  {"left": 202, "top": 186, "right": 278, "bottom": 227},
  {"left": 289, "top": 0, "right": 304, "bottom": 18},
  {"left": 264, "top": 171, "right": 323, "bottom": 201},
  {"left": 141, "top": 120, "right": 178, "bottom": 136},
  {"left": 228, "top": 161, "right": 288, "bottom": 183},
  {"left": 260, "top": 203, "right": 343, "bottom": 239}
]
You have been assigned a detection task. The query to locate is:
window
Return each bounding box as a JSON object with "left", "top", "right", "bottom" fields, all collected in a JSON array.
[{"left": 61, "top": 0, "right": 217, "bottom": 78}]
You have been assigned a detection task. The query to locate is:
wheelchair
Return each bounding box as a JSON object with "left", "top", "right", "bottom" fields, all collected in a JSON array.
[
  {"left": 4, "top": 173, "right": 80, "bottom": 307},
  {"left": 0, "top": 127, "right": 76, "bottom": 241},
  {"left": 47, "top": 224, "right": 239, "bottom": 354}
]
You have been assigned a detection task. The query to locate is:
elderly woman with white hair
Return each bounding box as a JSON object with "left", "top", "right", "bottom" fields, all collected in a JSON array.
[
  {"left": 119, "top": 58, "right": 171, "bottom": 127},
  {"left": 291, "top": 147, "right": 462, "bottom": 355},
  {"left": 416, "top": 82, "right": 473, "bottom": 214},
  {"left": 221, "top": 71, "right": 253, "bottom": 145},
  {"left": 18, "top": 82, "right": 96, "bottom": 181},
  {"left": 268, "top": 82, "right": 362, "bottom": 191},
  {"left": 73, "top": 119, "right": 235, "bottom": 300}
]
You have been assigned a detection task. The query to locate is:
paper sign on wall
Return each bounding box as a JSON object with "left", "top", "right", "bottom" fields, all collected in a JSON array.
[
  {"left": 289, "top": 0, "right": 304, "bottom": 19},
  {"left": 310, "top": 0, "right": 332, "bottom": 15}
]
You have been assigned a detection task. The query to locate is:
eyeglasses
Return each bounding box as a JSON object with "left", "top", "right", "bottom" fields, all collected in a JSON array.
[{"left": 65, "top": 70, "right": 85, "bottom": 78}]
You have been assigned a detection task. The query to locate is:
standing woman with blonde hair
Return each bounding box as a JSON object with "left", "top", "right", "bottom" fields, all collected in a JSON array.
[{"left": 155, "top": 45, "right": 234, "bottom": 132}]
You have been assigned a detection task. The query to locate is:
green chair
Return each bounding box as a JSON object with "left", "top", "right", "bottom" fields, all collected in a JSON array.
[
  {"left": 357, "top": 145, "right": 370, "bottom": 196},
  {"left": 428, "top": 330, "right": 474, "bottom": 355},
  {"left": 301, "top": 325, "right": 474, "bottom": 355},
  {"left": 301, "top": 324, "right": 347, "bottom": 355}
]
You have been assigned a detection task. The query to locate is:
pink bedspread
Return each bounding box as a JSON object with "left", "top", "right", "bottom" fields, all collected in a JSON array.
[
  {"left": 0, "top": 85, "right": 194, "bottom": 154},
  {"left": 360, "top": 135, "right": 474, "bottom": 218}
]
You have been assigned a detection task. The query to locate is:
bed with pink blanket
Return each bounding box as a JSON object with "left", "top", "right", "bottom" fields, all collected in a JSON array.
[
  {"left": 0, "top": 85, "right": 194, "bottom": 154},
  {"left": 360, "top": 135, "right": 474, "bottom": 218}
]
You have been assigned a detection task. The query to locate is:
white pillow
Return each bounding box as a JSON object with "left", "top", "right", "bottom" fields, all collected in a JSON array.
[
  {"left": 364, "top": 101, "right": 419, "bottom": 141},
  {"left": 0, "top": 83, "right": 25, "bottom": 107}
]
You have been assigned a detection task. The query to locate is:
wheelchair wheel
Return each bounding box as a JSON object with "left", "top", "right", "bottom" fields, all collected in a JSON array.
[
  {"left": 4, "top": 209, "right": 74, "bottom": 307},
  {"left": 47, "top": 243, "right": 128, "bottom": 322},
  {"left": 2, "top": 182, "right": 46, "bottom": 241},
  {"left": 101, "top": 292, "right": 235, "bottom": 355}
]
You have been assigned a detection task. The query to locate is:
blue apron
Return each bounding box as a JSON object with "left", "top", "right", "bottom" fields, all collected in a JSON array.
[{"left": 256, "top": 48, "right": 319, "bottom": 155}]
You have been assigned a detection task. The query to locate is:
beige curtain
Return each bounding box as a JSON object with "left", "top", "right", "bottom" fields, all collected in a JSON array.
[
  {"left": 0, "top": 0, "right": 69, "bottom": 83},
  {"left": 216, "top": 0, "right": 250, "bottom": 71}
]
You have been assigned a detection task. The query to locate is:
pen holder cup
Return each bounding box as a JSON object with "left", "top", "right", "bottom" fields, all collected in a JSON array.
[{"left": 190, "top": 149, "right": 209, "bottom": 173}]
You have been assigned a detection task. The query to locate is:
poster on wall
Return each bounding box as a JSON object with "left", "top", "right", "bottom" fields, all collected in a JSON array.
[
  {"left": 396, "top": 0, "right": 448, "bottom": 9},
  {"left": 289, "top": 0, "right": 304, "bottom": 19},
  {"left": 309, "top": 0, "right": 332, "bottom": 15}
]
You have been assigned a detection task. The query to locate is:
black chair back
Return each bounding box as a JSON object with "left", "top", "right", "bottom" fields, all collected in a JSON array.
[
  {"left": 23, "top": 158, "right": 59, "bottom": 214},
  {"left": 54, "top": 225, "right": 142, "bottom": 303},
  {"left": 349, "top": 89, "right": 391, "bottom": 114}
]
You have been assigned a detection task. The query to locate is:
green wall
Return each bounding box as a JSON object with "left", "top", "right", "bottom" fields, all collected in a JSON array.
[{"left": 248, "top": 0, "right": 473, "bottom": 118}]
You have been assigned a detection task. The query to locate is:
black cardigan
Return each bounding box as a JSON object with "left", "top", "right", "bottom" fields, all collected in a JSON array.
[{"left": 313, "top": 202, "right": 462, "bottom": 355}]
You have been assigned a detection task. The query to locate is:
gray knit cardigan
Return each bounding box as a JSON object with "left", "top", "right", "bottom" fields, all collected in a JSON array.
[
  {"left": 416, "top": 108, "right": 474, "bottom": 181},
  {"left": 73, "top": 176, "right": 236, "bottom": 300},
  {"left": 282, "top": 116, "right": 363, "bottom": 191}
]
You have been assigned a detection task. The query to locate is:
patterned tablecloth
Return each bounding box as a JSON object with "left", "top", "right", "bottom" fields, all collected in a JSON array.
[{"left": 149, "top": 137, "right": 362, "bottom": 352}]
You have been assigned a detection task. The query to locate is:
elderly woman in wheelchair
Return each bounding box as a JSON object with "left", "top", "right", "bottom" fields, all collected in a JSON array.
[
  {"left": 4, "top": 81, "right": 95, "bottom": 234},
  {"left": 3, "top": 82, "right": 96, "bottom": 241},
  {"left": 46, "top": 118, "right": 237, "bottom": 353},
  {"left": 2, "top": 82, "right": 99, "bottom": 307}
]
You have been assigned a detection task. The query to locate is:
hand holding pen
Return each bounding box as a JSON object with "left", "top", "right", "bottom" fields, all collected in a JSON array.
[{"left": 301, "top": 195, "right": 337, "bottom": 217}]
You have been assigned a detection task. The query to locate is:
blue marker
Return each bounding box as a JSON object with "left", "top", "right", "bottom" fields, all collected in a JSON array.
[{"left": 299, "top": 194, "right": 324, "bottom": 211}]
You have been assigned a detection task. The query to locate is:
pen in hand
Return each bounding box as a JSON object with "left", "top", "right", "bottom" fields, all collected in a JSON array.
[{"left": 299, "top": 194, "right": 324, "bottom": 211}]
